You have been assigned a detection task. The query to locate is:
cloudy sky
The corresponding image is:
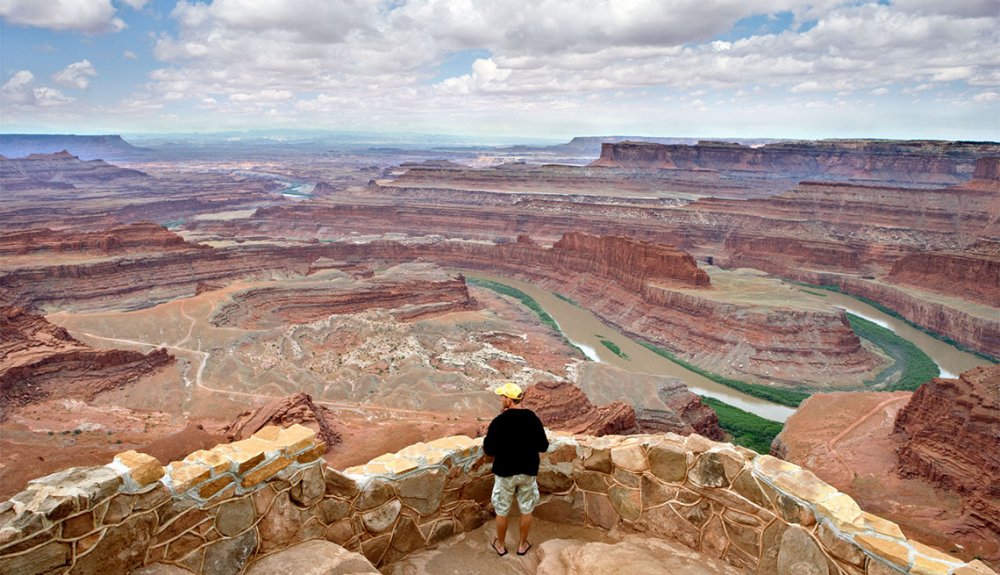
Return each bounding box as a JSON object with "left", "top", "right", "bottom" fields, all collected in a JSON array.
[{"left": 2, "top": 0, "right": 998, "bottom": 140}]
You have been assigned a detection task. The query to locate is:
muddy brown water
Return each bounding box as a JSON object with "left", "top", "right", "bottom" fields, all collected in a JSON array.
[
  {"left": 466, "top": 273, "right": 797, "bottom": 422},
  {"left": 466, "top": 273, "right": 992, "bottom": 424},
  {"left": 821, "top": 291, "right": 991, "bottom": 379}
]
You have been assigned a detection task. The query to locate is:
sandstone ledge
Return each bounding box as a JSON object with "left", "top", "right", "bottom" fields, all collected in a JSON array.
[{"left": 0, "top": 427, "right": 992, "bottom": 575}]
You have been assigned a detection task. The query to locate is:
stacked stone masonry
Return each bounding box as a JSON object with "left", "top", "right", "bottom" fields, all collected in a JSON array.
[{"left": 0, "top": 425, "right": 994, "bottom": 575}]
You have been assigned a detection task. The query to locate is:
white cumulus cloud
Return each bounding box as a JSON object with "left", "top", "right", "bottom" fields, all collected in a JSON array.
[
  {"left": 0, "top": 0, "right": 125, "bottom": 33},
  {"left": 436, "top": 58, "right": 512, "bottom": 94},
  {"left": 54, "top": 60, "right": 97, "bottom": 89},
  {"left": 1, "top": 70, "right": 75, "bottom": 107},
  {"left": 1, "top": 70, "right": 36, "bottom": 104},
  {"left": 33, "top": 86, "right": 75, "bottom": 106}
]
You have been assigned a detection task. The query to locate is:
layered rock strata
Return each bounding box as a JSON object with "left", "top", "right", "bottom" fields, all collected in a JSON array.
[
  {"left": 522, "top": 380, "right": 641, "bottom": 437},
  {"left": 190, "top": 159, "right": 998, "bottom": 355},
  {"left": 1, "top": 227, "right": 877, "bottom": 386},
  {"left": 0, "top": 242, "right": 351, "bottom": 311},
  {"left": 210, "top": 267, "right": 476, "bottom": 329},
  {"left": 0, "top": 150, "right": 149, "bottom": 184},
  {"left": 0, "top": 223, "right": 192, "bottom": 257},
  {"left": 707, "top": 178, "right": 998, "bottom": 273},
  {"left": 886, "top": 242, "right": 1000, "bottom": 307},
  {"left": 590, "top": 140, "right": 998, "bottom": 186},
  {"left": 801, "top": 272, "right": 999, "bottom": 358},
  {"left": 0, "top": 306, "right": 173, "bottom": 420},
  {"left": 0, "top": 154, "right": 282, "bottom": 232},
  {"left": 223, "top": 392, "right": 342, "bottom": 451},
  {"left": 1, "top": 426, "right": 994, "bottom": 575},
  {"left": 894, "top": 366, "right": 1000, "bottom": 536}
]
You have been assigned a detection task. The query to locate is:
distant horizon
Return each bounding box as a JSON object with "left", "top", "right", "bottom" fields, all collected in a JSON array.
[
  {"left": 3, "top": 130, "right": 998, "bottom": 147},
  {"left": 3, "top": 1, "right": 998, "bottom": 141}
]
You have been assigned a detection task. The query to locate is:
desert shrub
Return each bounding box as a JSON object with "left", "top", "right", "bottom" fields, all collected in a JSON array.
[
  {"left": 701, "top": 397, "right": 784, "bottom": 454},
  {"left": 846, "top": 313, "right": 940, "bottom": 391},
  {"left": 638, "top": 341, "right": 809, "bottom": 407}
]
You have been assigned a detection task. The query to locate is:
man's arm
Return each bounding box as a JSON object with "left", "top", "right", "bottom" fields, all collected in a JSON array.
[
  {"left": 483, "top": 418, "right": 498, "bottom": 456},
  {"left": 535, "top": 414, "right": 549, "bottom": 453}
]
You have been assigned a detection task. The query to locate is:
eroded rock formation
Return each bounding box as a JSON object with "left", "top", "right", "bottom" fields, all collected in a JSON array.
[
  {"left": 894, "top": 365, "right": 1000, "bottom": 535},
  {"left": 522, "top": 380, "right": 640, "bottom": 436},
  {"left": 211, "top": 265, "right": 477, "bottom": 329},
  {"left": 802, "top": 272, "right": 999, "bottom": 358},
  {"left": 0, "top": 154, "right": 283, "bottom": 231},
  {"left": 591, "top": 140, "right": 996, "bottom": 186},
  {"left": 0, "top": 150, "right": 149, "bottom": 185},
  {"left": 772, "top": 365, "right": 1000, "bottom": 562},
  {"left": 223, "top": 392, "right": 341, "bottom": 450},
  {"left": 0, "top": 306, "right": 173, "bottom": 419},
  {"left": 574, "top": 363, "right": 725, "bottom": 440},
  {"left": 1, "top": 224, "right": 878, "bottom": 387},
  {"left": 0, "top": 222, "right": 193, "bottom": 257},
  {"left": 886, "top": 241, "right": 1000, "bottom": 307}
]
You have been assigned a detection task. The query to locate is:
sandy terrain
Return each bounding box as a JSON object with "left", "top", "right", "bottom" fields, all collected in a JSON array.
[
  {"left": 0, "top": 269, "right": 583, "bottom": 498},
  {"left": 775, "top": 392, "right": 997, "bottom": 562}
]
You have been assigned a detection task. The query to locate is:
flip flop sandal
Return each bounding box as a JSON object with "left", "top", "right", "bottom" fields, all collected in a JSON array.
[
  {"left": 492, "top": 538, "right": 508, "bottom": 557},
  {"left": 517, "top": 542, "right": 532, "bottom": 556}
]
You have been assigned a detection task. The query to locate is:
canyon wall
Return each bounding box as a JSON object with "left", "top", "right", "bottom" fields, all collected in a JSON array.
[
  {"left": 0, "top": 223, "right": 193, "bottom": 257},
  {"left": 1, "top": 425, "right": 994, "bottom": 575},
  {"left": 0, "top": 151, "right": 149, "bottom": 184},
  {"left": 522, "top": 379, "right": 642, "bottom": 437},
  {"left": 357, "top": 236, "right": 876, "bottom": 387},
  {"left": 0, "top": 307, "right": 173, "bottom": 420},
  {"left": 1, "top": 228, "right": 878, "bottom": 387},
  {"left": 887, "top": 243, "right": 1000, "bottom": 307},
  {"left": 894, "top": 366, "right": 1000, "bottom": 536},
  {"left": 799, "top": 273, "right": 999, "bottom": 359},
  {"left": 210, "top": 270, "right": 476, "bottom": 329},
  {"left": 0, "top": 153, "right": 282, "bottom": 232},
  {"left": 591, "top": 140, "right": 999, "bottom": 186}
]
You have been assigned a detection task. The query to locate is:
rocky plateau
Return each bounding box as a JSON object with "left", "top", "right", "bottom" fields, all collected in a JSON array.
[
  {"left": 773, "top": 365, "right": 1000, "bottom": 563},
  {"left": 0, "top": 135, "right": 997, "bottom": 571}
]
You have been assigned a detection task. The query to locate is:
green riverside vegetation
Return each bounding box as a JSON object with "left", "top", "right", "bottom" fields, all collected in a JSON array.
[
  {"left": 637, "top": 341, "right": 810, "bottom": 407},
  {"left": 846, "top": 313, "right": 940, "bottom": 391},
  {"left": 800, "top": 283, "right": 998, "bottom": 364},
  {"left": 554, "top": 293, "right": 581, "bottom": 307},
  {"left": 467, "top": 277, "right": 560, "bottom": 332},
  {"left": 700, "top": 397, "right": 783, "bottom": 455},
  {"left": 597, "top": 337, "right": 629, "bottom": 360},
  {"left": 467, "top": 276, "right": 959, "bottom": 456},
  {"left": 467, "top": 277, "right": 584, "bottom": 356}
]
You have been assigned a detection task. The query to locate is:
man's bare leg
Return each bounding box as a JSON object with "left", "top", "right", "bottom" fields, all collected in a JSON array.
[
  {"left": 518, "top": 513, "right": 532, "bottom": 553},
  {"left": 494, "top": 515, "right": 508, "bottom": 554}
]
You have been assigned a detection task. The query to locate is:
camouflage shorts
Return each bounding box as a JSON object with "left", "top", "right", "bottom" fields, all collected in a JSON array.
[{"left": 491, "top": 474, "right": 540, "bottom": 517}]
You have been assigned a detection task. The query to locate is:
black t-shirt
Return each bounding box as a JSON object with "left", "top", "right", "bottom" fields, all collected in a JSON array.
[{"left": 483, "top": 408, "right": 549, "bottom": 477}]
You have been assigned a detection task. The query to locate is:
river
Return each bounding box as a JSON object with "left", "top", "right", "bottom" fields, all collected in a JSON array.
[
  {"left": 465, "top": 273, "right": 992, "bottom": 424},
  {"left": 822, "top": 291, "right": 990, "bottom": 379}
]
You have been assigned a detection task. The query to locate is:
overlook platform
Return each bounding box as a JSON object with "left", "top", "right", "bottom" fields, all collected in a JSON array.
[
  {"left": 0, "top": 424, "right": 995, "bottom": 575},
  {"left": 385, "top": 516, "right": 745, "bottom": 575}
]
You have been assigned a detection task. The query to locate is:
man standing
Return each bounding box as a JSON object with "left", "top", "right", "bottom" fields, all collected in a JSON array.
[{"left": 483, "top": 382, "right": 549, "bottom": 557}]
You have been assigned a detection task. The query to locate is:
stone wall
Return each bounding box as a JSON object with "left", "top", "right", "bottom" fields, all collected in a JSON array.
[
  {"left": 0, "top": 426, "right": 995, "bottom": 575},
  {"left": 0, "top": 426, "right": 491, "bottom": 574},
  {"left": 530, "top": 432, "right": 996, "bottom": 575}
]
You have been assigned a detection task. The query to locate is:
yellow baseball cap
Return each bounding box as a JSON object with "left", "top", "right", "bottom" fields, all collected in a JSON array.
[{"left": 494, "top": 382, "right": 524, "bottom": 400}]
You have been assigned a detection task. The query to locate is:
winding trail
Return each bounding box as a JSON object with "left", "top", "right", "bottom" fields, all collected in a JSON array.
[
  {"left": 69, "top": 326, "right": 438, "bottom": 421},
  {"left": 824, "top": 394, "right": 909, "bottom": 479}
]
